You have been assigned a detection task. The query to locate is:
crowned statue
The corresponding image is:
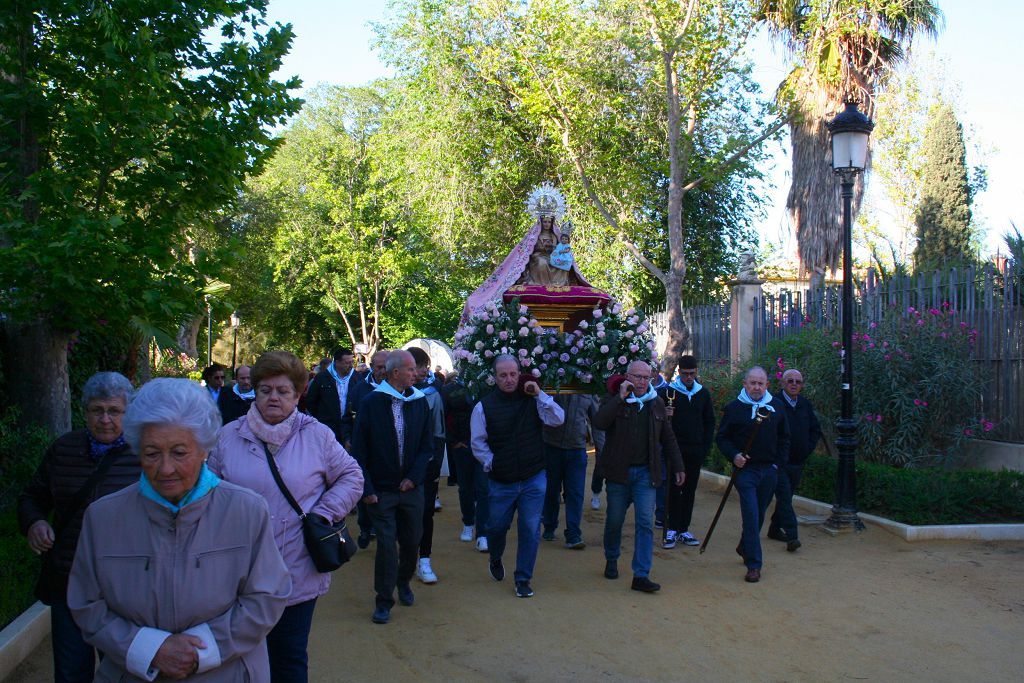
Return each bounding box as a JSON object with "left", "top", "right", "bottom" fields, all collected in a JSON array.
[{"left": 461, "top": 183, "right": 609, "bottom": 328}]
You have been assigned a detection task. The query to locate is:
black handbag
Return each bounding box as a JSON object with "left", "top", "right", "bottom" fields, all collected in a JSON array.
[{"left": 263, "top": 444, "right": 356, "bottom": 572}]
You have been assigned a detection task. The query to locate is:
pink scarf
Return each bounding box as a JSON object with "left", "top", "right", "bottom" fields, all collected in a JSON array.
[{"left": 246, "top": 402, "right": 298, "bottom": 455}]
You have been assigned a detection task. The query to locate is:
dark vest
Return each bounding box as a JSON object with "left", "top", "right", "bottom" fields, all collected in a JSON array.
[{"left": 482, "top": 390, "right": 545, "bottom": 483}]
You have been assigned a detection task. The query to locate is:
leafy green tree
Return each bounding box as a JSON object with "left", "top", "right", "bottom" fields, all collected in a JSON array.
[
  {"left": 757, "top": 0, "right": 942, "bottom": 287},
  {"left": 0, "top": 1, "right": 301, "bottom": 433},
  {"left": 379, "top": 0, "right": 780, "bottom": 363},
  {"left": 912, "top": 103, "right": 975, "bottom": 270}
]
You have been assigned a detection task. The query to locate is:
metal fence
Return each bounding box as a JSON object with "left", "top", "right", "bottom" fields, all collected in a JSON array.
[
  {"left": 751, "top": 263, "right": 1024, "bottom": 441},
  {"left": 649, "top": 301, "right": 731, "bottom": 363}
]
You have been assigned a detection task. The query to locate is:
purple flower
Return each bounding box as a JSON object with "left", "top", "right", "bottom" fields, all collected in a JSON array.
[
  {"left": 606, "top": 359, "right": 615, "bottom": 370},
  {"left": 593, "top": 309, "right": 603, "bottom": 318},
  {"left": 475, "top": 341, "right": 484, "bottom": 350},
  {"left": 519, "top": 304, "right": 529, "bottom": 315},
  {"left": 484, "top": 350, "right": 494, "bottom": 358},
  {"left": 559, "top": 353, "right": 570, "bottom": 362},
  {"left": 557, "top": 368, "right": 566, "bottom": 376},
  {"left": 597, "top": 331, "right": 606, "bottom": 339},
  {"left": 625, "top": 330, "right": 635, "bottom": 338},
  {"left": 486, "top": 324, "right": 495, "bottom": 334},
  {"left": 579, "top": 321, "right": 589, "bottom": 329},
  {"left": 570, "top": 347, "right": 579, "bottom": 355},
  {"left": 629, "top": 344, "right": 639, "bottom": 353},
  {"left": 600, "top": 345, "right": 609, "bottom": 354},
  {"left": 498, "top": 330, "right": 508, "bottom": 340},
  {"left": 532, "top": 368, "right": 541, "bottom": 377},
  {"left": 518, "top": 348, "right": 528, "bottom": 357},
  {"left": 617, "top": 356, "right": 627, "bottom": 365},
  {"left": 539, "top": 363, "right": 548, "bottom": 371},
  {"left": 519, "top": 327, "right": 529, "bottom": 337}
]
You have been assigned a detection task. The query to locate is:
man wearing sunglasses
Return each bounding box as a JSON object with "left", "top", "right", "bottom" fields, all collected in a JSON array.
[{"left": 767, "top": 369, "right": 822, "bottom": 552}]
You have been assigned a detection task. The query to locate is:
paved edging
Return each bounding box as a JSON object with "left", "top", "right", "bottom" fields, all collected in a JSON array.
[
  {"left": 0, "top": 602, "right": 49, "bottom": 682},
  {"left": 698, "top": 470, "right": 1024, "bottom": 542}
]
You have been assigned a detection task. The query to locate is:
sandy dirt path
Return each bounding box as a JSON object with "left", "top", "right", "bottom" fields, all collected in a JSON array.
[{"left": 10, "top": 461, "right": 1024, "bottom": 682}]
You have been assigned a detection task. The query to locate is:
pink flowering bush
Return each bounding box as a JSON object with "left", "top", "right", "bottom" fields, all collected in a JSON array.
[{"left": 750, "top": 303, "right": 991, "bottom": 467}]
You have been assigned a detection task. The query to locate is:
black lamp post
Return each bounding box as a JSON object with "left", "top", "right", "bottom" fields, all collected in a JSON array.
[
  {"left": 205, "top": 295, "right": 212, "bottom": 368},
  {"left": 823, "top": 101, "right": 872, "bottom": 534},
  {"left": 230, "top": 310, "right": 241, "bottom": 372}
]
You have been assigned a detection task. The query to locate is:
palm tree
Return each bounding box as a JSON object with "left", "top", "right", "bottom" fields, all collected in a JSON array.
[{"left": 758, "top": 1, "right": 942, "bottom": 288}]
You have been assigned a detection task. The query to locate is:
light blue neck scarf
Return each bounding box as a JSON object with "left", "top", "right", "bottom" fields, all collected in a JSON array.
[
  {"left": 668, "top": 378, "right": 703, "bottom": 401},
  {"left": 326, "top": 362, "right": 353, "bottom": 387},
  {"left": 625, "top": 384, "right": 658, "bottom": 411},
  {"left": 140, "top": 462, "right": 220, "bottom": 514},
  {"left": 737, "top": 388, "right": 776, "bottom": 420},
  {"left": 233, "top": 383, "right": 255, "bottom": 400},
  {"left": 374, "top": 380, "right": 426, "bottom": 402}
]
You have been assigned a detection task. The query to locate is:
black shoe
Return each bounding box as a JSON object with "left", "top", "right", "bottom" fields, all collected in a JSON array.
[
  {"left": 489, "top": 558, "right": 505, "bottom": 582},
  {"left": 736, "top": 545, "right": 746, "bottom": 562},
  {"left": 744, "top": 568, "right": 761, "bottom": 583},
  {"left": 767, "top": 528, "right": 788, "bottom": 543},
  {"left": 542, "top": 529, "right": 556, "bottom": 541},
  {"left": 397, "top": 583, "right": 414, "bottom": 606},
  {"left": 604, "top": 560, "right": 618, "bottom": 579},
  {"left": 371, "top": 606, "right": 390, "bottom": 624},
  {"left": 515, "top": 580, "right": 534, "bottom": 598},
  {"left": 787, "top": 539, "right": 802, "bottom": 552},
  {"left": 631, "top": 576, "right": 661, "bottom": 593},
  {"left": 357, "top": 531, "right": 371, "bottom": 549}
]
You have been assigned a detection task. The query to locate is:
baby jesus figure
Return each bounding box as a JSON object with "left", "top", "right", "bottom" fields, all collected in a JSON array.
[{"left": 549, "top": 231, "right": 574, "bottom": 271}]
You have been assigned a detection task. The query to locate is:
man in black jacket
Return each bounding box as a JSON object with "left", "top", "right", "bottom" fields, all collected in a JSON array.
[
  {"left": 658, "top": 355, "right": 715, "bottom": 549},
  {"left": 305, "top": 346, "right": 356, "bottom": 444},
  {"left": 443, "top": 377, "right": 489, "bottom": 551},
  {"left": 343, "top": 349, "right": 389, "bottom": 547},
  {"left": 470, "top": 355, "right": 564, "bottom": 599},
  {"left": 767, "top": 368, "right": 822, "bottom": 552},
  {"left": 351, "top": 350, "right": 434, "bottom": 625},
  {"left": 217, "top": 364, "right": 254, "bottom": 424},
  {"left": 716, "top": 366, "right": 790, "bottom": 583}
]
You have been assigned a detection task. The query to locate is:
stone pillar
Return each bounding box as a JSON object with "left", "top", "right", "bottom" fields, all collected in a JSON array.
[{"left": 728, "top": 252, "right": 764, "bottom": 368}]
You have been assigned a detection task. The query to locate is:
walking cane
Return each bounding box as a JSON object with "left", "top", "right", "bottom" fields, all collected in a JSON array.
[{"left": 699, "top": 405, "right": 772, "bottom": 555}]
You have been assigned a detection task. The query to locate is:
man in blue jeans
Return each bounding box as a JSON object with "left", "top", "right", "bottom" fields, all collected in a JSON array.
[
  {"left": 470, "top": 355, "right": 564, "bottom": 598},
  {"left": 593, "top": 360, "right": 684, "bottom": 593},
  {"left": 716, "top": 366, "right": 790, "bottom": 583},
  {"left": 541, "top": 393, "right": 597, "bottom": 548}
]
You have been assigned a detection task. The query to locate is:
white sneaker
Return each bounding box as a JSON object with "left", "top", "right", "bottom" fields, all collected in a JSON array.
[
  {"left": 476, "top": 536, "right": 489, "bottom": 553},
  {"left": 434, "top": 495, "right": 442, "bottom": 511},
  {"left": 417, "top": 557, "right": 438, "bottom": 584},
  {"left": 680, "top": 531, "right": 701, "bottom": 546},
  {"left": 662, "top": 530, "right": 677, "bottom": 549},
  {"left": 460, "top": 525, "right": 475, "bottom": 542},
  {"left": 590, "top": 493, "right": 601, "bottom": 510}
]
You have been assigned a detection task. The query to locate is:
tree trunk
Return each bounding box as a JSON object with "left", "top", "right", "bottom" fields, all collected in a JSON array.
[
  {"left": 176, "top": 315, "right": 202, "bottom": 358},
  {"left": 1, "top": 319, "right": 72, "bottom": 436},
  {"left": 662, "top": 278, "right": 689, "bottom": 372}
]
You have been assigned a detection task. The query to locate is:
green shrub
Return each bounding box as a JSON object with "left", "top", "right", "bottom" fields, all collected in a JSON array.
[
  {"left": 0, "top": 407, "right": 53, "bottom": 512},
  {"left": 0, "top": 511, "right": 41, "bottom": 629}
]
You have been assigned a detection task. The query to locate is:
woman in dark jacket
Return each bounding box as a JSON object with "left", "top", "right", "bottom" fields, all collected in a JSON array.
[{"left": 18, "top": 371, "right": 140, "bottom": 683}]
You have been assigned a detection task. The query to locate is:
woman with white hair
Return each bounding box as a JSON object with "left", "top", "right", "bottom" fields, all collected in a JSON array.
[
  {"left": 18, "top": 371, "right": 140, "bottom": 683},
  {"left": 68, "top": 378, "right": 292, "bottom": 682}
]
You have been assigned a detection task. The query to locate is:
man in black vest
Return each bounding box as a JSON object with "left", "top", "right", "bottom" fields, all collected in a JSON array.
[
  {"left": 767, "top": 368, "right": 822, "bottom": 552},
  {"left": 470, "top": 355, "right": 564, "bottom": 599},
  {"left": 716, "top": 366, "right": 790, "bottom": 583},
  {"left": 217, "top": 364, "right": 254, "bottom": 424},
  {"left": 351, "top": 350, "right": 434, "bottom": 625},
  {"left": 594, "top": 360, "right": 684, "bottom": 593},
  {"left": 305, "top": 346, "right": 356, "bottom": 444}
]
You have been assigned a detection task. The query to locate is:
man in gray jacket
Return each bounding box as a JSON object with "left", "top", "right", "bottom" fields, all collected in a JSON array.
[{"left": 541, "top": 393, "right": 598, "bottom": 548}]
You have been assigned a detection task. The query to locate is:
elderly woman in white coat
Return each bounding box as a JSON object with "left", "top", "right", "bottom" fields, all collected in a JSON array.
[
  {"left": 209, "top": 350, "right": 363, "bottom": 682},
  {"left": 68, "top": 378, "right": 291, "bottom": 682}
]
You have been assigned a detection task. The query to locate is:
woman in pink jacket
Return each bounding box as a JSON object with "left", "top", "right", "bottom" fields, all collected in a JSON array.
[{"left": 208, "top": 350, "right": 363, "bottom": 682}]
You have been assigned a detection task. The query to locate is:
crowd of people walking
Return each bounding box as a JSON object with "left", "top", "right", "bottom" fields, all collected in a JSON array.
[{"left": 18, "top": 345, "right": 820, "bottom": 681}]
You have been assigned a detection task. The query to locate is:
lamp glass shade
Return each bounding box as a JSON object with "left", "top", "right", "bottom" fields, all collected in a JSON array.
[
  {"left": 230, "top": 311, "right": 241, "bottom": 328},
  {"left": 831, "top": 130, "right": 869, "bottom": 171}
]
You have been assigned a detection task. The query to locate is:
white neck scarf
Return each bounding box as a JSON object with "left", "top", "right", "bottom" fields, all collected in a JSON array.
[
  {"left": 374, "top": 380, "right": 425, "bottom": 402},
  {"left": 668, "top": 378, "right": 702, "bottom": 401},
  {"left": 326, "top": 362, "right": 353, "bottom": 386},
  {"left": 737, "top": 388, "right": 776, "bottom": 419},
  {"left": 625, "top": 384, "right": 658, "bottom": 411},
  {"left": 233, "top": 383, "right": 255, "bottom": 400}
]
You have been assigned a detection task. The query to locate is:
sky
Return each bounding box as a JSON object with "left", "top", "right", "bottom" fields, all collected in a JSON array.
[{"left": 263, "top": 0, "right": 1024, "bottom": 261}]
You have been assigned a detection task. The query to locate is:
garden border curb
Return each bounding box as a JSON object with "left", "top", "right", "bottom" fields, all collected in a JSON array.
[
  {"left": 699, "top": 470, "right": 1024, "bottom": 542},
  {"left": 0, "top": 601, "right": 48, "bottom": 682}
]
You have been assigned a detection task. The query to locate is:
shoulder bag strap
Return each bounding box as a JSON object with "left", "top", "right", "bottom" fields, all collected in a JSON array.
[
  {"left": 52, "top": 447, "right": 121, "bottom": 538},
  {"left": 262, "top": 443, "right": 305, "bottom": 520}
]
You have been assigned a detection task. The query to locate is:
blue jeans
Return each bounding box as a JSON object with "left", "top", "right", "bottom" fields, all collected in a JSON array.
[
  {"left": 486, "top": 470, "right": 546, "bottom": 582},
  {"left": 603, "top": 465, "right": 656, "bottom": 578},
  {"left": 267, "top": 598, "right": 317, "bottom": 683},
  {"left": 542, "top": 446, "right": 588, "bottom": 542},
  {"left": 735, "top": 464, "right": 779, "bottom": 570},
  {"left": 453, "top": 445, "right": 490, "bottom": 531},
  {"left": 51, "top": 600, "right": 96, "bottom": 683}
]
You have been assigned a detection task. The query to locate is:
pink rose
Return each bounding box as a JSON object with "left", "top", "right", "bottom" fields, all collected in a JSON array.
[
  {"left": 520, "top": 305, "right": 529, "bottom": 314},
  {"left": 486, "top": 324, "right": 495, "bottom": 334},
  {"left": 579, "top": 321, "right": 589, "bottom": 329},
  {"left": 532, "top": 368, "right": 541, "bottom": 377},
  {"left": 475, "top": 341, "right": 484, "bottom": 350},
  {"left": 617, "top": 356, "right": 627, "bottom": 365},
  {"left": 597, "top": 331, "right": 606, "bottom": 339},
  {"left": 519, "top": 327, "right": 529, "bottom": 337},
  {"left": 629, "top": 344, "right": 639, "bottom": 353},
  {"left": 484, "top": 350, "right": 494, "bottom": 358},
  {"left": 593, "top": 309, "right": 603, "bottom": 318},
  {"left": 518, "top": 348, "right": 528, "bottom": 357},
  {"left": 600, "top": 345, "right": 609, "bottom": 353},
  {"left": 499, "top": 330, "right": 508, "bottom": 340},
  {"left": 518, "top": 316, "right": 528, "bottom": 325},
  {"left": 625, "top": 330, "right": 634, "bottom": 338}
]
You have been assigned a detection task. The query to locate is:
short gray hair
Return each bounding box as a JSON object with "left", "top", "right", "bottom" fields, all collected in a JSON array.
[
  {"left": 122, "top": 378, "right": 222, "bottom": 453},
  {"left": 493, "top": 354, "right": 518, "bottom": 369},
  {"left": 745, "top": 365, "right": 768, "bottom": 381},
  {"left": 386, "top": 349, "right": 414, "bottom": 373},
  {"left": 81, "top": 372, "right": 134, "bottom": 407}
]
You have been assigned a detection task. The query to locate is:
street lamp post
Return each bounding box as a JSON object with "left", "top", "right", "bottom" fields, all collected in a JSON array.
[
  {"left": 823, "top": 101, "right": 873, "bottom": 534},
  {"left": 230, "top": 310, "right": 241, "bottom": 372},
  {"left": 205, "top": 295, "right": 212, "bottom": 368}
]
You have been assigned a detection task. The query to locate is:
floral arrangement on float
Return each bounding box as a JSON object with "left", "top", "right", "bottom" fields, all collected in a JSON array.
[{"left": 453, "top": 297, "right": 657, "bottom": 397}]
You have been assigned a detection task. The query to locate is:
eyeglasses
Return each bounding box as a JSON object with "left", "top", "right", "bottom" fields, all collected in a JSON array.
[
  {"left": 626, "top": 373, "right": 651, "bottom": 381},
  {"left": 679, "top": 370, "right": 698, "bottom": 376},
  {"left": 86, "top": 407, "right": 124, "bottom": 419},
  {"left": 784, "top": 379, "right": 804, "bottom": 385}
]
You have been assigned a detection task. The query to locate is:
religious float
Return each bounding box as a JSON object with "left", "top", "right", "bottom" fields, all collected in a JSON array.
[{"left": 454, "top": 183, "right": 657, "bottom": 396}]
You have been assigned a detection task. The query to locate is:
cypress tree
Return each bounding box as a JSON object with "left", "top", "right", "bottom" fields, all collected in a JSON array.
[{"left": 913, "top": 103, "right": 974, "bottom": 270}]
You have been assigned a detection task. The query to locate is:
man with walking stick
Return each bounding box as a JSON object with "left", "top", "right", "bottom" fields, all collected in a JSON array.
[{"left": 715, "top": 366, "right": 790, "bottom": 583}]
